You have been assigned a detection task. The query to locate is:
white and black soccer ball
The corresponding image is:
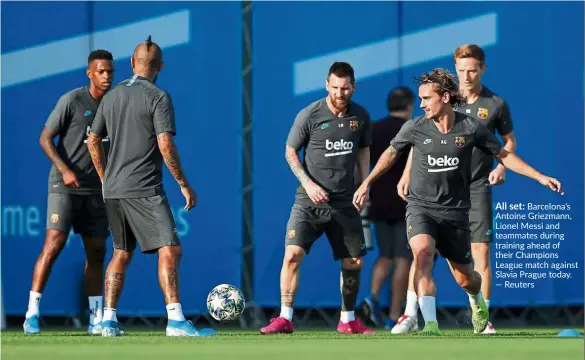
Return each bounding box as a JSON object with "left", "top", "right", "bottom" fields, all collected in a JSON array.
[{"left": 206, "top": 284, "right": 245, "bottom": 321}]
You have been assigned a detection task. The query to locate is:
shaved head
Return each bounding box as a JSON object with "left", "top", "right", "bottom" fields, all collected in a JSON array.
[{"left": 131, "top": 35, "right": 164, "bottom": 82}]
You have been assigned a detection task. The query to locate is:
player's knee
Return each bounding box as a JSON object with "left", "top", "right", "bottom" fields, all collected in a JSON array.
[
  {"left": 283, "top": 246, "right": 304, "bottom": 267},
  {"left": 113, "top": 249, "right": 133, "bottom": 265},
  {"left": 454, "top": 272, "right": 472, "bottom": 289},
  {"left": 342, "top": 257, "right": 362, "bottom": 271},
  {"left": 159, "top": 244, "right": 182, "bottom": 262},
  {"left": 40, "top": 231, "right": 68, "bottom": 262},
  {"left": 413, "top": 248, "right": 434, "bottom": 271}
]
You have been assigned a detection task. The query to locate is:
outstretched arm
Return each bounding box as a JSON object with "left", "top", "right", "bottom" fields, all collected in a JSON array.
[
  {"left": 352, "top": 145, "right": 401, "bottom": 211},
  {"left": 363, "top": 145, "right": 401, "bottom": 186},
  {"left": 87, "top": 132, "right": 106, "bottom": 183},
  {"left": 495, "top": 149, "right": 563, "bottom": 194},
  {"left": 353, "top": 119, "right": 415, "bottom": 210},
  {"left": 474, "top": 120, "right": 562, "bottom": 195}
]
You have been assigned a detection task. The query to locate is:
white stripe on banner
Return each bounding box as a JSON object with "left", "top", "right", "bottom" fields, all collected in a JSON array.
[
  {"left": 293, "top": 13, "right": 497, "bottom": 96},
  {"left": 1, "top": 9, "right": 191, "bottom": 89}
]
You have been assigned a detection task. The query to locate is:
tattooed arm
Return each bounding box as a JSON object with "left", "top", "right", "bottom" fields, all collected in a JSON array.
[
  {"left": 157, "top": 133, "right": 196, "bottom": 210},
  {"left": 285, "top": 145, "right": 312, "bottom": 187},
  {"left": 285, "top": 145, "right": 328, "bottom": 205},
  {"left": 87, "top": 132, "right": 106, "bottom": 183},
  {"left": 157, "top": 132, "right": 189, "bottom": 187}
]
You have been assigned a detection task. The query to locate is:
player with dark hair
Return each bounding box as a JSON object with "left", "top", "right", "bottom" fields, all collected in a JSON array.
[
  {"left": 87, "top": 36, "right": 215, "bottom": 337},
  {"left": 393, "top": 45, "right": 517, "bottom": 334},
  {"left": 354, "top": 68, "right": 562, "bottom": 335},
  {"left": 24, "top": 50, "right": 115, "bottom": 335},
  {"left": 260, "top": 62, "right": 375, "bottom": 335},
  {"left": 360, "top": 86, "right": 416, "bottom": 329}
]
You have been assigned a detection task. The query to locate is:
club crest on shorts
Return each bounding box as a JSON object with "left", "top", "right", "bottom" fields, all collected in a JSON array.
[
  {"left": 477, "top": 108, "right": 488, "bottom": 119},
  {"left": 454, "top": 136, "right": 466, "bottom": 148},
  {"left": 407, "top": 224, "right": 412, "bottom": 233},
  {"left": 349, "top": 120, "right": 359, "bottom": 131},
  {"left": 287, "top": 229, "right": 296, "bottom": 239},
  {"left": 50, "top": 213, "right": 59, "bottom": 223}
]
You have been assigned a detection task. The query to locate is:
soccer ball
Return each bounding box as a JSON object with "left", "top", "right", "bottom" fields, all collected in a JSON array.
[{"left": 206, "top": 284, "right": 245, "bottom": 321}]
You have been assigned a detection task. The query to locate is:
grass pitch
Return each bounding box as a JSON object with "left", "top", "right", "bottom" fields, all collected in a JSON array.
[{"left": 2, "top": 328, "right": 583, "bottom": 360}]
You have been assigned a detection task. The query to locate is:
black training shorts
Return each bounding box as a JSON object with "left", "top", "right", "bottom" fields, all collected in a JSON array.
[
  {"left": 405, "top": 204, "right": 472, "bottom": 265},
  {"left": 285, "top": 203, "right": 366, "bottom": 260},
  {"left": 46, "top": 193, "right": 109, "bottom": 237},
  {"left": 104, "top": 193, "right": 179, "bottom": 254},
  {"left": 469, "top": 189, "right": 493, "bottom": 243}
]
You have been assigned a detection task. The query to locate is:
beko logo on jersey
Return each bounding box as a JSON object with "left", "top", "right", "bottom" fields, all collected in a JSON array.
[
  {"left": 325, "top": 139, "right": 353, "bottom": 157},
  {"left": 427, "top": 155, "right": 459, "bottom": 172}
]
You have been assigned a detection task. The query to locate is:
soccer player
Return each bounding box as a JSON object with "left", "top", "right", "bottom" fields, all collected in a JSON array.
[
  {"left": 353, "top": 69, "right": 562, "bottom": 335},
  {"left": 260, "top": 62, "right": 374, "bottom": 335},
  {"left": 360, "top": 87, "right": 416, "bottom": 329},
  {"left": 87, "top": 36, "right": 216, "bottom": 337},
  {"left": 392, "top": 44, "right": 516, "bottom": 334},
  {"left": 23, "top": 50, "right": 115, "bottom": 335}
]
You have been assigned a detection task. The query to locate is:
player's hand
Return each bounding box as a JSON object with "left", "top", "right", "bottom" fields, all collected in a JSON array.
[
  {"left": 537, "top": 175, "right": 564, "bottom": 195},
  {"left": 353, "top": 183, "right": 369, "bottom": 212},
  {"left": 305, "top": 181, "right": 329, "bottom": 205},
  {"left": 397, "top": 175, "right": 410, "bottom": 201},
  {"left": 181, "top": 185, "right": 197, "bottom": 210},
  {"left": 488, "top": 166, "right": 506, "bottom": 186},
  {"left": 62, "top": 169, "right": 80, "bottom": 188}
]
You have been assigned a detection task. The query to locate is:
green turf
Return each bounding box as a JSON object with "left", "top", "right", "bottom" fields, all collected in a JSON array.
[{"left": 2, "top": 328, "right": 583, "bottom": 360}]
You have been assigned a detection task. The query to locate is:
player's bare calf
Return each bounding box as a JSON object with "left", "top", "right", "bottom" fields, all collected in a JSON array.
[{"left": 261, "top": 62, "right": 374, "bottom": 335}]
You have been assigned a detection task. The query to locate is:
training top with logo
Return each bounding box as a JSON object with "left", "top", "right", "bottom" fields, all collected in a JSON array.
[
  {"left": 390, "top": 112, "right": 502, "bottom": 219},
  {"left": 455, "top": 86, "right": 513, "bottom": 192},
  {"left": 91, "top": 75, "right": 176, "bottom": 199},
  {"left": 45, "top": 86, "right": 108, "bottom": 195},
  {"left": 286, "top": 98, "right": 372, "bottom": 208}
]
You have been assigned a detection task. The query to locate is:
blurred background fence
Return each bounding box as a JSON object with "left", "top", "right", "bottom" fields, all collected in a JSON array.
[{"left": 1, "top": 1, "right": 583, "bottom": 329}]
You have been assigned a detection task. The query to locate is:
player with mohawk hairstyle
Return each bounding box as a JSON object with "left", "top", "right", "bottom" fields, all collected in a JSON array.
[{"left": 87, "top": 36, "right": 216, "bottom": 337}]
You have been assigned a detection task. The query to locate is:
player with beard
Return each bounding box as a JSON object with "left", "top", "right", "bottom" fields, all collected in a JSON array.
[
  {"left": 23, "top": 50, "right": 115, "bottom": 335},
  {"left": 354, "top": 69, "right": 563, "bottom": 335},
  {"left": 260, "top": 62, "right": 374, "bottom": 335}
]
